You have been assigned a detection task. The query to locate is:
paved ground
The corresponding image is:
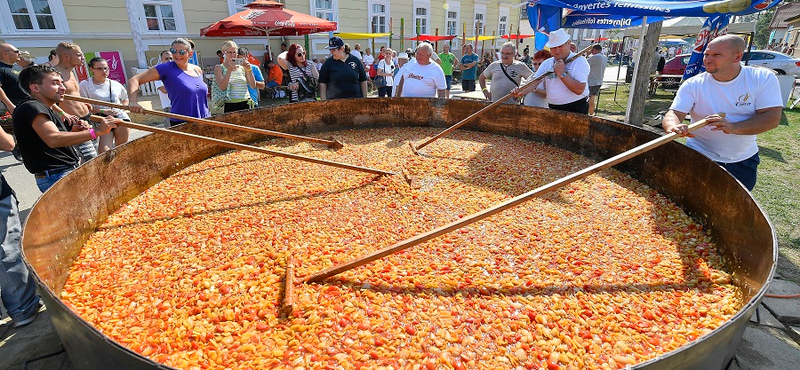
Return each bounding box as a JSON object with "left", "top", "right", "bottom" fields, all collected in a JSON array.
[{"left": 1, "top": 74, "right": 799, "bottom": 369}]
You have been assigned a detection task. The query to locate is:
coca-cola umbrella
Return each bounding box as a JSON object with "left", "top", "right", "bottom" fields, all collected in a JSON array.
[{"left": 200, "top": 0, "right": 337, "bottom": 37}]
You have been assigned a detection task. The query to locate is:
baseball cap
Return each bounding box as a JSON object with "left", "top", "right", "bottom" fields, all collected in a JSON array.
[{"left": 326, "top": 36, "right": 344, "bottom": 50}]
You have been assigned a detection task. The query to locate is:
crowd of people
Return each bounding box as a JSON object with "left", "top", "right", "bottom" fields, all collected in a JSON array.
[{"left": 0, "top": 31, "right": 783, "bottom": 330}]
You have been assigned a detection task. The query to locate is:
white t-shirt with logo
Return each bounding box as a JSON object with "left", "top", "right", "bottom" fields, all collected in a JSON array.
[
  {"left": 398, "top": 62, "right": 447, "bottom": 98},
  {"left": 670, "top": 66, "right": 782, "bottom": 163},
  {"left": 532, "top": 52, "right": 590, "bottom": 105}
]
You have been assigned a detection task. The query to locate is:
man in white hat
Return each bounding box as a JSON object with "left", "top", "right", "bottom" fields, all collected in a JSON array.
[
  {"left": 512, "top": 28, "right": 590, "bottom": 114},
  {"left": 393, "top": 52, "right": 410, "bottom": 91}
]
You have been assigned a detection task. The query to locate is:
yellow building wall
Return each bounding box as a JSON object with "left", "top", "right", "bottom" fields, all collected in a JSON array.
[{"left": 62, "top": 1, "right": 131, "bottom": 34}]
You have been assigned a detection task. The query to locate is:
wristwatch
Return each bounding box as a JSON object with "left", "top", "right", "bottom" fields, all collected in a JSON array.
[{"left": 559, "top": 71, "right": 568, "bottom": 78}]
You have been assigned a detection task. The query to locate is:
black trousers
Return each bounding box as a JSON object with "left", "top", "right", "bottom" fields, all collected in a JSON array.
[{"left": 549, "top": 97, "right": 589, "bottom": 114}]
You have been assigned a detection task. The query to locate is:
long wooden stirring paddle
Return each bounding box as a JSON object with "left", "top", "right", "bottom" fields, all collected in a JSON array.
[
  {"left": 408, "top": 45, "right": 594, "bottom": 155},
  {"left": 68, "top": 94, "right": 344, "bottom": 149},
  {"left": 304, "top": 116, "right": 719, "bottom": 283},
  {"left": 87, "top": 116, "right": 393, "bottom": 176}
]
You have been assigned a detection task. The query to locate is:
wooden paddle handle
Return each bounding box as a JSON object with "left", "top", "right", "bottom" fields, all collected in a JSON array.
[
  {"left": 88, "top": 115, "right": 393, "bottom": 176},
  {"left": 281, "top": 255, "right": 295, "bottom": 318},
  {"left": 303, "top": 115, "right": 718, "bottom": 283},
  {"left": 68, "top": 95, "right": 343, "bottom": 148},
  {"left": 414, "top": 44, "right": 595, "bottom": 152}
]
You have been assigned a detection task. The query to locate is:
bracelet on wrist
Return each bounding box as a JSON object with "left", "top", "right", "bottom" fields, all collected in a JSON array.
[
  {"left": 88, "top": 128, "right": 97, "bottom": 140},
  {"left": 58, "top": 110, "right": 66, "bottom": 116}
]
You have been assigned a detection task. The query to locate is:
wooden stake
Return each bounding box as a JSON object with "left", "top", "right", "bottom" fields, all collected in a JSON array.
[
  {"left": 87, "top": 116, "right": 393, "bottom": 176},
  {"left": 67, "top": 95, "right": 344, "bottom": 149},
  {"left": 410, "top": 45, "right": 594, "bottom": 154},
  {"left": 302, "top": 116, "right": 717, "bottom": 283}
]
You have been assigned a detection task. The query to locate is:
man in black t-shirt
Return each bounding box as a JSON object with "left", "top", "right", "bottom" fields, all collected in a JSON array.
[
  {"left": 0, "top": 43, "right": 30, "bottom": 112},
  {"left": 12, "top": 65, "right": 118, "bottom": 192},
  {"left": 0, "top": 43, "right": 32, "bottom": 162},
  {"left": 319, "top": 37, "right": 368, "bottom": 100}
]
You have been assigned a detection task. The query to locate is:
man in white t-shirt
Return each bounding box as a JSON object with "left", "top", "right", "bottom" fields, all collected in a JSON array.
[
  {"left": 154, "top": 50, "right": 172, "bottom": 111},
  {"left": 351, "top": 43, "right": 363, "bottom": 61},
  {"left": 511, "top": 29, "right": 590, "bottom": 114},
  {"left": 395, "top": 43, "right": 447, "bottom": 98},
  {"left": 662, "top": 35, "right": 782, "bottom": 191}
]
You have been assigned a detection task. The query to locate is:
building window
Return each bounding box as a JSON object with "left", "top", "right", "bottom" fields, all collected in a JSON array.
[
  {"left": 143, "top": 1, "right": 176, "bottom": 31},
  {"left": 415, "top": 7, "right": 428, "bottom": 35},
  {"left": 446, "top": 10, "right": 458, "bottom": 35},
  {"left": 369, "top": 1, "right": 388, "bottom": 33},
  {"left": 498, "top": 15, "right": 507, "bottom": 37},
  {"left": 234, "top": 0, "right": 253, "bottom": 12},
  {"left": 6, "top": 0, "right": 57, "bottom": 30},
  {"left": 474, "top": 12, "right": 485, "bottom": 36},
  {"left": 314, "top": 0, "right": 335, "bottom": 22}
]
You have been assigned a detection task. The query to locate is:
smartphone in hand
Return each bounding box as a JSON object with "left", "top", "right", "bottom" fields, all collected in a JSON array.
[{"left": 231, "top": 58, "right": 245, "bottom": 65}]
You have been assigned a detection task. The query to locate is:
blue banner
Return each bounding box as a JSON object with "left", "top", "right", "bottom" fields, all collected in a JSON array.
[
  {"left": 682, "top": 15, "right": 730, "bottom": 80},
  {"left": 563, "top": 13, "right": 666, "bottom": 29},
  {"left": 533, "top": 0, "right": 782, "bottom": 17}
]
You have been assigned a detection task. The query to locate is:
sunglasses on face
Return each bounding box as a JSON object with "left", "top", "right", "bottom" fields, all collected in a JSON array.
[
  {"left": 170, "top": 48, "right": 189, "bottom": 56},
  {"left": 297, "top": 52, "right": 305, "bottom": 56}
]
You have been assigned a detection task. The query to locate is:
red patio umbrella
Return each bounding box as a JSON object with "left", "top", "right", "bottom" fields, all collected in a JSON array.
[
  {"left": 405, "top": 35, "right": 457, "bottom": 42},
  {"left": 583, "top": 37, "right": 610, "bottom": 42},
  {"left": 501, "top": 34, "right": 534, "bottom": 40},
  {"left": 200, "top": 0, "right": 337, "bottom": 37}
]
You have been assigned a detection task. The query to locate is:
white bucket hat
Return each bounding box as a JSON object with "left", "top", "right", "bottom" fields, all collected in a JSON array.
[
  {"left": 545, "top": 29, "right": 571, "bottom": 48},
  {"left": 398, "top": 52, "right": 409, "bottom": 60}
]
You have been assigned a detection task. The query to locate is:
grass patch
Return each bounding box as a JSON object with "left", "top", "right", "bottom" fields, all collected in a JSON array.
[{"left": 596, "top": 85, "right": 800, "bottom": 283}]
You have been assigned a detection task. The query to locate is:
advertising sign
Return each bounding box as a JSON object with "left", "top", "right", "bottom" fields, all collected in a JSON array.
[{"left": 76, "top": 51, "right": 127, "bottom": 86}]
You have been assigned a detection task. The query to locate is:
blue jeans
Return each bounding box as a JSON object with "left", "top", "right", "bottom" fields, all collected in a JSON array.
[
  {"left": 266, "top": 81, "right": 280, "bottom": 88},
  {"left": 35, "top": 166, "right": 76, "bottom": 193},
  {"left": 0, "top": 193, "right": 40, "bottom": 323}
]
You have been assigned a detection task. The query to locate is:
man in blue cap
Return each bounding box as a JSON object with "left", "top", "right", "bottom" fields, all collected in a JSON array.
[{"left": 319, "top": 36, "right": 368, "bottom": 100}]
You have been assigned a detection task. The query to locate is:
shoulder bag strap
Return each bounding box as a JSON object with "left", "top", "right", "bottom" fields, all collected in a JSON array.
[{"left": 500, "top": 63, "right": 519, "bottom": 87}]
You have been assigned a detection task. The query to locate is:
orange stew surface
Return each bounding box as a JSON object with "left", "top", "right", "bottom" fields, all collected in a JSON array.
[{"left": 62, "top": 128, "right": 741, "bottom": 370}]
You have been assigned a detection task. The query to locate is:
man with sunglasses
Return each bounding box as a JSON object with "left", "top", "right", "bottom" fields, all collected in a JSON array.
[{"left": 0, "top": 44, "right": 30, "bottom": 115}]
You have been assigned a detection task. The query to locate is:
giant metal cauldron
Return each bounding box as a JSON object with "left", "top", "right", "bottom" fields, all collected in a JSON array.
[{"left": 22, "top": 98, "right": 777, "bottom": 369}]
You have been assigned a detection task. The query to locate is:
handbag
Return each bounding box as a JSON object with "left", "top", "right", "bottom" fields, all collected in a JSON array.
[
  {"left": 373, "top": 62, "right": 390, "bottom": 88},
  {"left": 296, "top": 66, "right": 318, "bottom": 101}
]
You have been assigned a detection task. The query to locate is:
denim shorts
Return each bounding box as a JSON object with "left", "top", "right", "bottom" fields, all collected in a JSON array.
[{"left": 717, "top": 152, "right": 760, "bottom": 191}]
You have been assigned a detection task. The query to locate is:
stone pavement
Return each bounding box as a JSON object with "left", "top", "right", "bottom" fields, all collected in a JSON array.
[{"left": 1, "top": 86, "right": 799, "bottom": 369}]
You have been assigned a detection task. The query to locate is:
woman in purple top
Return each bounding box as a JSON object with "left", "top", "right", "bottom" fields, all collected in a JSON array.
[{"left": 128, "top": 38, "right": 209, "bottom": 126}]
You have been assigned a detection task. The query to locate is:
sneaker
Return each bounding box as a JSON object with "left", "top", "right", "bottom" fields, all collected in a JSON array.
[{"left": 12, "top": 299, "right": 44, "bottom": 328}]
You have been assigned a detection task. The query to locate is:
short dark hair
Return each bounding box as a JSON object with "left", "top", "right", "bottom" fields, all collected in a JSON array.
[
  {"left": 87, "top": 56, "right": 106, "bottom": 69},
  {"left": 593, "top": 44, "right": 602, "bottom": 51},
  {"left": 216, "top": 50, "right": 223, "bottom": 55},
  {"left": 19, "top": 65, "right": 60, "bottom": 94}
]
